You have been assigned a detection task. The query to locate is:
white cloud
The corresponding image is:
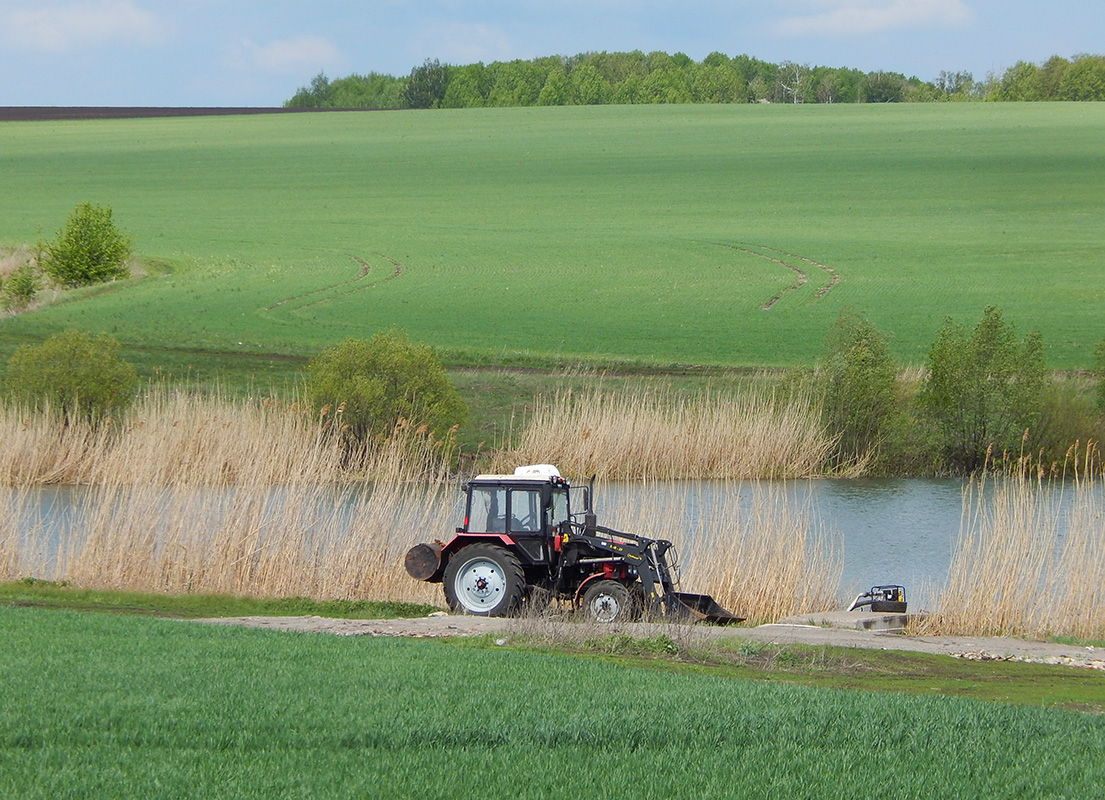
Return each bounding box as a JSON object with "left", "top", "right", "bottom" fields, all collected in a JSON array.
[
  {"left": 1, "top": 0, "right": 164, "bottom": 52},
  {"left": 776, "top": 0, "right": 971, "bottom": 37},
  {"left": 232, "top": 35, "right": 344, "bottom": 74}
]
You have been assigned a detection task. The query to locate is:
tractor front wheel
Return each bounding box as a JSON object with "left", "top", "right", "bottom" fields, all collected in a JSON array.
[
  {"left": 582, "top": 580, "right": 638, "bottom": 624},
  {"left": 443, "top": 543, "right": 525, "bottom": 616}
]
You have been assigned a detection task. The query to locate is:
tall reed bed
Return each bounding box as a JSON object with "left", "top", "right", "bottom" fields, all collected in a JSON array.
[
  {"left": 923, "top": 449, "right": 1105, "bottom": 640},
  {"left": 50, "top": 477, "right": 452, "bottom": 604},
  {"left": 0, "top": 391, "right": 352, "bottom": 485},
  {"left": 495, "top": 386, "right": 831, "bottom": 480},
  {"left": 2, "top": 390, "right": 840, "bottom": 614},
  {"left": 1, "top": 391, "right": 457, "bottom": 603},
  {"left": 598, "top": 481, "right": 841, "bottom": 623}
]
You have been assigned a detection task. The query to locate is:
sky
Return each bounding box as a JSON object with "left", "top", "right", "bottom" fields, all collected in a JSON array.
[{"left": 0, "top": 0, "right": 1101, "bottom": 106}]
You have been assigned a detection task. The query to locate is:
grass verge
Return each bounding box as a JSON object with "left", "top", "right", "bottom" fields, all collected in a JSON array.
[
  {"left": 5, "top": 586, "right": 1102, "bottom": 712},
  {"left": 0, "top": 579, "right": 438, "bottom": 619}
]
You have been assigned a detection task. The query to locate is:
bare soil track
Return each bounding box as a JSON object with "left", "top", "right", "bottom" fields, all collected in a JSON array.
[
  {"left": 195, "top": 613, "right": 1105, "bottom": 671},
  {"left": 720, "top": 243, "right": 839, "bottom": 309},
  {"left": 264, "top": 254, "right": 402, "bottom": 311},
  {"left": 0, "top": 107, "right": 363, "bottom": 122}
]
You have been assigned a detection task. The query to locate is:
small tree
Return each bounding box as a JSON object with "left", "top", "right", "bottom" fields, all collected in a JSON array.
[
  {"left": 921, "top": 307, "right": 1045, "bottom": 473},
  {"left": 0, "top": 263, "right": 42, "bottom": 312},
  {"left": 818, "top": 311, "right": 901, "bottom": 471},
  {"left": 306, "top": 330, "right": 467, "bottom": 443},
  {"left": 5, "top": 330, "right": 138, "bottom": 423},
  {"left": 401, "top": 59, "right": 449, "bottom": 109},
  {"left": 43, "top": 202, "right": 132, "bottom": 288}
]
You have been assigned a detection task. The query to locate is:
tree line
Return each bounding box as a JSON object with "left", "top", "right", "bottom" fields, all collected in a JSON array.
[{"left": 285, "top": 51, "right": 1105, "bottom": 109}]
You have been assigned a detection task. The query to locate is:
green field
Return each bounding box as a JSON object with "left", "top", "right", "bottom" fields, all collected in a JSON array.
[
  {"left": 1, "top": 103, "right": 1103, "bottom": 372},
  {"left": 3, "top": 606, "right": 1104, "bottom": 798}
]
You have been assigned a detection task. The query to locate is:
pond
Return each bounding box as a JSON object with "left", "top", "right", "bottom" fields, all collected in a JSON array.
[{"left": 594, "top": 478, "right": 966, "bottom": 608}]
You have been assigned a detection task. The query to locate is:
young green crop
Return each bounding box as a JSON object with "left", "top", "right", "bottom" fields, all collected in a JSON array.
[
  {"left": 0, "top": 103, "right": 1103, "bottom": 369},
  {"left": 2, "top": 606, "right": 1104, "bottom": 798}
]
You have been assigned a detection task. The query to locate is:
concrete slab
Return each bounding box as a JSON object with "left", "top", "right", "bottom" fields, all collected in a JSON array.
[{"left": 773, "top": 610, "right": 919, "bottom": 632}]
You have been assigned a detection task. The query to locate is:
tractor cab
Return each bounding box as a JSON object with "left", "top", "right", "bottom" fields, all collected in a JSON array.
[
  {"left": 464, "top": 475, "right": 570, "bottom": 536},
  {"left": 459, "top": 465, "right": 572, "bottom": 567}
]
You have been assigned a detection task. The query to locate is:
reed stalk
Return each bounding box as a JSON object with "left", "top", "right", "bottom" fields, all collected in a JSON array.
[
  {"left": 598, "top": 481, "right": 841, "bottom": 623},
  {"left": 922, "top": 446, "right": 1105, "bottom": 640},
  {"left": 3, "top": 390, "right": 838, "bottom": 613},
  {"left": 495, "top": 386, "right": 831, "bottom": 480},
  {"left": 2, "top": 392, "right": 456, "bottom": 604}
]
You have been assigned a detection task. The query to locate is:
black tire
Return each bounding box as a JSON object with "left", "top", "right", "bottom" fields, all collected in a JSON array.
[
  {"left": 442, "top": 543, "right": 525, "bottom": 617},
  {"left": 581, "top": 580, "right": 639, "bottom": 624}
]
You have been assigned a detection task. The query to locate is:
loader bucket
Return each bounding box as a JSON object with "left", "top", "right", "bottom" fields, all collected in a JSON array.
[{"left": 666, "top": 592, "right": 745, "bottom": 625}]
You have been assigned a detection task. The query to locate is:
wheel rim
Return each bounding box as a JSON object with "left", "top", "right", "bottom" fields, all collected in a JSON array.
[
  {"left": 454, "top": 557, "right": 508, "bottom": 613},
  {"left": 587, "top": 590, "right": 621, "bottom": 623}
]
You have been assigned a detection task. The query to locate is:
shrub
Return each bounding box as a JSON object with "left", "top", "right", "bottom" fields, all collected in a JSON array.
[
  {"left": 921, "top": 307, "right": 1045, "bottom": 473},
  {"left": 5, "top": 330, "right": 138, "bottom": 423},
  {"left": 42, "top": 202, "right": 132, "bottom": 288},
  {"left": 306, "top": 329, "right": 467, "bottom": 443},
  {"left": 0, "top": 263, "right": 42, "bottom": 312},
  {"left": 1034, "top": 377, "right": 1105, "bottom": 466},
  {"left": 818, "top": 311, "right": 901, "bottom": 472}
]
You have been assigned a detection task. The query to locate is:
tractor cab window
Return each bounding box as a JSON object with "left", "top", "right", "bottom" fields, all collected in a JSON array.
[
  {"left": 468, "top": 486, "right": 507, "bottom": 533},
  {"left": 550, "top": 487, "right": 569, "bottom": 528},
  {"left": 509, "top": 489, "right": 542, "bottom": 533}
]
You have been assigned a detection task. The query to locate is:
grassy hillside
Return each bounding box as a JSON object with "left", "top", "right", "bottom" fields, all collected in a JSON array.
[{"left": 1, "top": 103, "right": 1103, "bottom": 370}]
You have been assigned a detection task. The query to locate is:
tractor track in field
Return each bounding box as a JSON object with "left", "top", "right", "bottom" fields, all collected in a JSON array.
[
  {"left": 264, "top": 254, "right": 402, "bottom": 312},
  {"left": 720, "top": 243, "right": 839, "bottom": 310}
]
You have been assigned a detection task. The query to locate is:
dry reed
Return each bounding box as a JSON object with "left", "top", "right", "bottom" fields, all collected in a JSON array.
[
  {"left": 921, "top": 447, "right": 1105, "bottom": 640},
  {"left": 0, "top": 390, "right": 359, "bottom": 486},
  {"left": 3, "top": 390, "right": 838, "bottom": 613},
  {"left": 1, "top": 391, "right": 459, "bottom": 604},
  {"left": 495, "top": 386, "right": 831, "bottom": 481},
  {"left": 598, "top": 481, "right": 841, "bottom": 623}
]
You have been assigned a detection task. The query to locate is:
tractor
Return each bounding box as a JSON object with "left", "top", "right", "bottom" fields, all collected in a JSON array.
[{"left": 404, "top": 465, "right": 742, "bottom": 624}]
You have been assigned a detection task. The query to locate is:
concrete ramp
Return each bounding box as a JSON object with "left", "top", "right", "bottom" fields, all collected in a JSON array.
[{"left": 770, "top": 611, "right": 918, "bottom": 632}]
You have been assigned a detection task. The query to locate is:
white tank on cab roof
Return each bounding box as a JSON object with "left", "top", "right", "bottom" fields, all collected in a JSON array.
[{"left": 512, "top": 464, "right": 561, "bottom": 478}]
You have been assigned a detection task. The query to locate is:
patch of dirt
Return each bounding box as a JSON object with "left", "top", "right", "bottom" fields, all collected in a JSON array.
[
  {"left": 0, "top": 245, "right": 33, "bottom": 279},
  {"left": 192, "top": 612, "right": 1105, "bottom": 671},
  {"left": 0, "top": 107, "right": 368, "bottom": 122}
]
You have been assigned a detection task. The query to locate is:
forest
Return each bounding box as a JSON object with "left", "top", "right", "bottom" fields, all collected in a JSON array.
[{"left": 286, "top": 50, "right": 1105, "bottom": 109}]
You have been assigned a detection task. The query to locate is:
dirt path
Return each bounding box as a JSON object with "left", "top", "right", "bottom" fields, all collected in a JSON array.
[
  {"left": 719, "top": 243, "right": 839, "bottom": 309},
  {"left": 193, "top": 612, "right": 1105, "bottom": 671},
  {"left": 265, "top": 254, "right": 402, "bottom": 311}
]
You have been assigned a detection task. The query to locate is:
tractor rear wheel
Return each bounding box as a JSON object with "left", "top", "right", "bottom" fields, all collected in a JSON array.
[
  {"left": 443, "top": 543, "right": 525, "bottom": 616},
  {"left": 582, "top": 580, "right": 638, "bottom": 624}
]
